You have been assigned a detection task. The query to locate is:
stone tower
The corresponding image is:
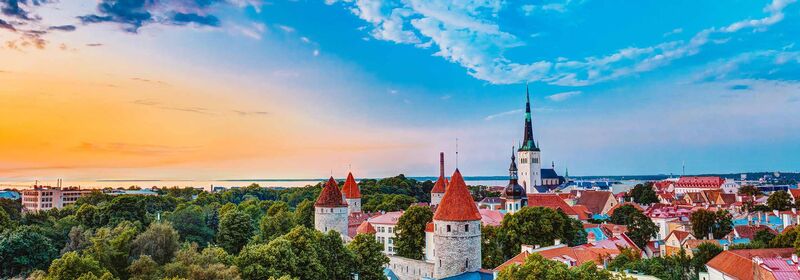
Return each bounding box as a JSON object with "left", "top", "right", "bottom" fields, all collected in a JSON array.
[
  {"left": 430, "top": 152, "right": 447, "bottom": 206},
  {"left": 432, "top": 169, "right": 481, "bottom": 279},
  {"left": 504, "top": 148, "right": 527, "bottom": 214},
  {"left": 341, "top": 172, "right": 361, "bottom": 214},
  {"left": 314, "top": 177, "right": 349, "bottom": 237},
  {"left": 518, "top": 86, "right": 542, "bottom": 193}
]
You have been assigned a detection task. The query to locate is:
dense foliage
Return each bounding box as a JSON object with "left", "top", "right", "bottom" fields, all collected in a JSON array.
[
  {"left": 498, "top": 253, "right": 633, "bottom": 280},
  {"left": 689, "top": 209, "right": 733, "bottom": 240},
  {"left": 394, "top": 205, "right": 433, "bottom": 260},
  {"left": 627, "top": 183, "right": 659, "bottom": 205},
  {"left": 608, "top": 205, "right": 658, "bottom": 248},
  {"left": 0, "top": 182, "right": 389, "bottom": 280}
]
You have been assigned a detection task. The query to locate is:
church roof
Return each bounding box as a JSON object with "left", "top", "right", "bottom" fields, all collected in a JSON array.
[
  {"left": 315, "top": 177, "right": 348, "bottom": 207},
  {"left": 356, "top": 221, "right": 376, "bottom": 234},
  {"left": 519, "top": 86, "right": 540, "bottom": 152},
  {"left": 541, "top": 169, "right": 560, "bottom": 179},
  {"left": 434, "top": 169, "right": 481, "bottom": 221},
  {"left": 342, "top": 172, "right": 361, "bottom": 198}
]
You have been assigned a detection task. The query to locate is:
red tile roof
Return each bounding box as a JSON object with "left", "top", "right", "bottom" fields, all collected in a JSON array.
[
  {"left": 606, "top": 202, "right": 644, "bottom": 216},
  {"left": 576, "top": 191, "right": 613, "bottom": 214},
  {"left": 570, "top": 204, "right": 591, "bottom": 220},
  {"left": 315, "top": 177, "right": 348, "bottom": 207},
  {"left": 425, "top": 222, "right": 434, "bottom": 233},
  {"left": 495, "top": 246, "right": 619, "bottom": 272},
  {"left": 356, "top": 221, "right": 376, "bottom": 234},
  {"left": 790, "top": 189, "right": 800, "bottom": 200},
  {"left": 734, "top": 225, "right": 778, "bottom": 240},
  {"left": 527, "top": 194, "right": 578, "bottom": 216},
  {"left": 431, "top": 173, "right": 448, "bottom": 193},
  {"left": 666, "top": 230, "right": 693, "bottom": 242},
  {"left": 433, "top": 169, "right": 481, "bottom": 221},
  {"left": 706, "top": 248, "right": 795, "bottom": 280},
  {"left": 341, "top": 172, "right": 361, "bottom": 199},
  {"left": 675, "top": 176, "right": 724, "bottom": 189}
]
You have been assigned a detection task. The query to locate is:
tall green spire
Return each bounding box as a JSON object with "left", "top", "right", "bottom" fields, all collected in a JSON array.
[{"left": 519, "top": 84, "right": 539, "bottom": 152}]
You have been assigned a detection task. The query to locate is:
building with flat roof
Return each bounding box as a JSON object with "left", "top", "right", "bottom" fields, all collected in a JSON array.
[{"left": 21, "top": 184, "right": 94, "bottom": 211}]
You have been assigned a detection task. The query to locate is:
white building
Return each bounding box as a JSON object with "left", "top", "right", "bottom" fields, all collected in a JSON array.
[
  {"left": 22, "top": 185, "right": 93, "bottom": 211},
  {"left": 314, "top": 177, "right": 349, "bottom": 240},
  {"left": 517, "top": 88, "right": 542, "bottom": 193},
  {"left": 369, "top": 211, "right": 403, "bottom": 255}
]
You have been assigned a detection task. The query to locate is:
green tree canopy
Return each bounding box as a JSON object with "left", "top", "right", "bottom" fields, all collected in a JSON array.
[
  {"left": 293, "top": 200, "right": 314, "bottom": 229},
  {"left": 0, "top": 227, "right": 58, "bottom": 277},
  {"left": 394, "top": 205, "right": 433, "bottom": 260},
  {"left": 498, "top": 207, "right": 586, "bottom": 260},
  {"left": 629, "top": 183, "right": 659, "bottom": 205},
  {"left": 690, "top": 209, "right": 733, "bottom": 239},
  {"left": 217, "top": 209, "right": 255, "bottom": 254},
  {"left": 131, "top": 222, "right": 181, "bottom": 265},
  {"left": 738, "top": 185, "right": 762, "bottom": 196},
  {"left": 348, "top": 234, "right": 389, "bottom": 280},
  {"left": 497, "top": 253, "right": 632, "bottom": 280},
  {"left": 768, "top": 190, "right": 792, "bottom": 211},
  {"left": 691, "top": 243, "right": 723, "bottom": 273},
  {"left": 46, "top": 252, "right": 109, "bottom": 280},
  {"left": 167, "top": 204, "right": 215, "bottom": 246}
]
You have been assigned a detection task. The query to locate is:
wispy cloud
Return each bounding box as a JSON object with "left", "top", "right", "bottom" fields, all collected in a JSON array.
[
  {"left": 663, "top": 28, "right": 683, "bottom": 37},
  {"left": 485, "top": 109, "right": 523, "bottom": 121},
  {"left": 277, "top": 24, "right": 295, "bottom": 33},
  {"left": 132, "top": 99, "right": 213, "bottom": 115},
  {"left": 547, "top": 91, "right": 582, "bottom": 101}
]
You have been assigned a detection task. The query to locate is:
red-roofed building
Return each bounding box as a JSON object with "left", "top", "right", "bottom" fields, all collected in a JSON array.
[
  {"left": 431, "top": 169, "right": 482, "bottom": 278},
  {"left": 314, "top": 177, "right": 349, "bottom": 239},
  {"left": 356, "top": 220, "right": 376, "bottom": 235},
  {"left": 527, "top": 193, "right": 580, "bottom": 219},
  {"left": 706, "top": 248, "right": 795, "bottom": 280},
  {"left": 479, "top": 209, "right": 505, "bottom": 227},
  {"left": 341, "top": 172, "right": 362, "bottom": 214},
  {"left": 433, "top": 170, "right": 481, "bottom": 222},
  {"left": 606, "top": 202, "right": 644, "bottom": 217},
  {"left": 673, "top": 176, "right": 725, "bottom": 194},
  {"left": 575, "top": 190, "right": 617, "bottom": 215},
  {"left": 663, "top": 230, "right": 695, "bottom": 256},
  {"left": 431, "top": 152, "right": 448, "bottom": 207},
  {"left": 729, "top": 225, "right": 778, "bottom": 240}
]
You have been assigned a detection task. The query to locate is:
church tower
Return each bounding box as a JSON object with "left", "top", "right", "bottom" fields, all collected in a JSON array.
[
  {"left": 314, "top": 177, "right": 349, "bottom": 238},
  {"left": 432, "top": 169, "right": 481, "bottom": 279},
  {"left": 518, "top": 86, "right": 542, "bottom": 193},
  {"left": 341, "top": 172, "right": 361, "bottom": 214},
  {"left": 430, "top": 152, "right": 447, "bottom": 206},
  {"left": 503, "top": 148, "right": 527, "bottom": 214}
]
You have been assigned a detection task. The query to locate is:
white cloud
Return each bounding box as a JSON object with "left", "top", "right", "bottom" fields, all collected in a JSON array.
[
  {"left": 521, "top": 0, "right": 578, "bottom": 15},
  {"left": 485, "top": 109, "right": 523, "bottom": 121},
  {"left": 332, "top": 0, "right": 795, "bottom": 86},
  {"left": 277, "top": 24, "right": 295, "bottom": 33},
  {"left": 233, "top": 22, "right": 266, "bottom": 40},
  {"left": 547, "top": 91, "right": 582, "bottom": 101},
  {"left": 300, "top": 36, "right": 311, "bottom": 43},
  {"left": 663, "top": 28, "right": 683, "bottom": 37},
  {"left": 313, "top": 49, "right": 320, "bottom": 56}
]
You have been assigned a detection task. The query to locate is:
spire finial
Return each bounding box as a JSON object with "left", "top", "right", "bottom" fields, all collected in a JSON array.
[
  {"left": 526, "top": 81, "right": 530, "bottom": 103},
  {"left": 455, "top": 138, "right": 459, "bottom": 169}
]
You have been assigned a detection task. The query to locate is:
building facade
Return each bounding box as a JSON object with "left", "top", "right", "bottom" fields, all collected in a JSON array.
[
  {"left": 341, "top": 172, "right": 362, "bottom": 215},
  {"left": 517, "top": 87, "right": 542, "bottom": 193},
  {"left": 22, "top": 186, "right": 93, "bottom": 211},
  {"left": 314, "top": 177, "right": 349, "bottom": 239},
  {"left": 432, "top": 169, "right": 482, "bottom": 279}
]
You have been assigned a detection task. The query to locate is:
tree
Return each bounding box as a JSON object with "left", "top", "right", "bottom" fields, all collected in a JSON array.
[
  {"left": 259, "top": 204, "right": 294, "bottom": 243},
  {"left": 362, "top": 194, "right": 417, "bottom": 212},
  {"left": 217, "top": 209, "right": 254, "bottom": 254},
  {"left": 106, "top": 196, "right": 149, "bottom": 225},
  {"left": 281, "top": 227, "right": 326, "bottom": 280},
  {"left": 162, "top": 244, "right": 239, "bottom": 280},
  {"left": 167, "top": 205, "right": 215, "bottom": 246},
  {"left": 482, "top": 225, "right": 504, "bottom": 269},
  {"left": 318, "top": 230, "right": 356, "bottom": 280},
  {"left": 768, "top": 190, "right": 792, "bottom": 211},
  {"left": 62, "top": 226, "right": 93, "bottom": 254},
  {"left": 754, "top": 229, "right": 776, "bottom": 245},
  {"left": 609, "top": 205, "right": 640, "bottom": 225},
  {"left": 0, "top": 207, "right": 11, "bottom": 231},
  {"left": 76, "top": 204, "right": 104, "bottom": 228},
  {"left": 629, "top": 183, "right": 659, "bottom": 205},
  {"left": 497, "top": 253, "right": 631, "bottom": 280},
  {"left": 738, "top": 185, "right": 762, "bottom": 196},
  {"left": 131, "top": 222, "right": 181, "bottom": 265},
  {"left": 293, "top": 200, "right": 314, "bottom": 229},
  {"left": 348, "top": 234, "right": 389, "bottom": 280},
  {"left": 691, "top": 242, "right": 722, "bottom": 273},
  {"left": 625, "top": 211, "right": 658, "bottom": 249},
  {"left": 46, "top": 252, "right": 109, "bottom": 280},
  {"left": 85, "top": 221, "right": 139, "bottom": 279},
  {"left": 128, "top": 255, "right": 161, "bottom": 280},
  {"left": 394, "top": 205, "right": 433, "bottom": 260},
  {"left": 0, "top": 227, "right": 58, "bottom": 277},
  {"left": 498, "top": 207, "right": 585, "bottom": 259},
  {"left": 0, "top": 198, "right": 22, "bottom": 221},
  {"left": 690, "top": 209, "right": 732, "bottom": 239},
  {"left": 771, "top": 226, "right": 798, "bottom": 248},
  {"left": 237, "top": 238, "right": 298, "bottom": 280}
]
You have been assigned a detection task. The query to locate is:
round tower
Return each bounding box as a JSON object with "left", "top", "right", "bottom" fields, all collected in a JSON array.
[
  {"left": 431, "top": 152, "right": 447, "bottom": 206},
  {"left": 432, "top": 169, "right": 481, "bottom": 279},
  {"left": 342, "top": 172, "right": 362, "bottom": 214},
  {"left": 314, "top": 177, "right": 349, "bottom": 237},
  {"left": 504, "top": 148, "right": 527, "bottom": 214}
]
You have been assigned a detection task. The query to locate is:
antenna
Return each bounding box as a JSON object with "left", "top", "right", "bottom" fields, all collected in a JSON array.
[
  {"left": 455, "top": 138, "right": 459, "bottom": 169},
  {"left": 682, "top": 161, "right": 686, "bottom": 176}
]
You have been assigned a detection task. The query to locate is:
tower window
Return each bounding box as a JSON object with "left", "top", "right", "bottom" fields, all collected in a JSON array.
[
  {"left": 446, "top": 225, "right": 451, "bottom": 232},
  {"left": 465, "top": 224, "right": 469, "bottom": 232}
]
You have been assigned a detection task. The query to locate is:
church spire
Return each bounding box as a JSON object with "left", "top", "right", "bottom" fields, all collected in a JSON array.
[
  {"left": 509, "top": 147, "right": 518, "bottom": 180},
  {"left": 520, "top": 84, "right": 539, "bottom": 151}
]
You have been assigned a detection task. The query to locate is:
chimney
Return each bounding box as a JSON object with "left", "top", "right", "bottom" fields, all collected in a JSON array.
[
  {"left": 439, "top": 152, "right": 445, "bottom": 179},
  {"left": 793, "top": 254, "right": 798, "bottom": 263},
  {"left": 774, "top": 209, "right": 780, "bottom": 217}
]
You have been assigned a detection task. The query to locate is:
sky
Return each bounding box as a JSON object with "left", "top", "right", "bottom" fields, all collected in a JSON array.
[{"left": 1, "top": 0, "right": 799, "bottom": 181}]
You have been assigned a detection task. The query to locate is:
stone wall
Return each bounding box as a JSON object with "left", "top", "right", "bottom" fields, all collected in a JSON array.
[
  {"left": 387, "top": 255, "right": 434, "bottom": 280},
  {"left": 432, "top": 220, "right": 481, "bottom": 279},
  {"left": 431, "top": 193, "right": 444, "bottom": 206},
  {"left": 314, "top": 206, "right": 348, "bottom": 237},
  {"left": 346, "top": 198, "right": 361, "bottom": 214}
]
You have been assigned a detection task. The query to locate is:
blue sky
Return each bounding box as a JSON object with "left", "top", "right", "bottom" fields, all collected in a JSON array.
[{"left": 1, "top": 0, "right": 799, "bottom": 179}]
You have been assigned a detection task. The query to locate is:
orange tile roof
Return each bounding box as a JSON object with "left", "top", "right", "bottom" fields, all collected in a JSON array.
[
  {"left": 494, "top": 251, "right": 530, "bottom": 272},
  {"left": 433, "top": 169, "right": 481, "bottom": 221},
  {"left": 431, "top": 173, "right": 448, "bottom": 193},
  {"left": 707, "top": 248, "right": 795, "bottom": 280},
  {"left": 666, "top": 230, "right": 693, "bottom": 242},
  {"left": 790, "top": 189, "right": 800, "bottom": 200},
  {"left": 425, "top": 222, "right": 434, "bottom": 233},
  {"left": 575, "top": 191, "right": 613, "bottom": 214},
  {"left": 495, "top": 246, "right": 619, "bottom": 272},
  {"left": 356, "top": 221, "right": 376, "bottom": 234},
  {"left": 341, "top": 172, "right": 361, "bottom": 199},
  {"left": 527, "top": 194, "right": 578, "bottom": 216},
  {"left": 315, "top": 177, "right": 348, "bottom": 207},
  {"left": 570, "top": 204, "right": 591, "bottom": 220}
]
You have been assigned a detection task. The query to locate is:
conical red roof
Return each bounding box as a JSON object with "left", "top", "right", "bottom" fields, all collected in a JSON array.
[
  {"left": 433, "top": 169, "right": 481, "bottom": 221},
  {"left": 342, "top": 172, "right": 361, "bottom": 198},
  {"left": 315, "top": 177, "right": 348, "bottom": 207},
  {"left": 431, "top": 173, "right": 448, "bottom": 193},
  {"left": 356, "top": 221, "right": 376, "bottom": 234}
]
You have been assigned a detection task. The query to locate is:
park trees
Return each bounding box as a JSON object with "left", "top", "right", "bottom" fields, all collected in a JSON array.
[
  {"left": 394, "top": 205, "right": 433, "bottom": 260},
  {"left": 217, "top": 209, "right": 255, "bottom": 254},
  {"left": 690, "top": 209, "right": 733, "bottom": 239},
  {"left": 131, "top": 222, "right": 181, "bottom": 265},
  {"left": 768, "top": 190, "right": 792, "bottom": 211},
  {"left": 348, "top": 233, "right": 389, "bottom": 280}
]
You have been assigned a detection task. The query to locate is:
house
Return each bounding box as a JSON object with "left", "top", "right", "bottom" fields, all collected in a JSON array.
[
  {"left": 575, "top": 190, "right": 617, "bottom": 216},
  {"left": 478, "top": 197, "right": 503, "bottom": 210},
  {"left": 495, "top": 235, "right": 640, "bottom": 272},
  {"left": 681, "top": 239, "right": 721, "bottom": 257},
  {"left": 728, "top": 225, "right": 778, "bottom": 240},
  {"left": 706, "top": 248, "right": 796, "bottom": 280},
  {"left": 672, "top": 176, "right": 725, "bottom": 194},
  {"left": 527, "top": 194, "right": 580, "bottom": 219},
  {"left": 662, "top": 230, "right": 695, "bottom": 256},
  {"left": 479, "top": 209, "right": 505, "bottom": 227},
  {"left": 606, "top": 202, "right": 644, "bottom": 217},
  {"left": 368, "top": 211, "right": 404, "bottom": 255}
]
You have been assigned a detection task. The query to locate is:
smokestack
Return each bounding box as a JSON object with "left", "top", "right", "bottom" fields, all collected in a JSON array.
[{"left": 439, "top": 152, "right": 445, "bottom": 178}]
